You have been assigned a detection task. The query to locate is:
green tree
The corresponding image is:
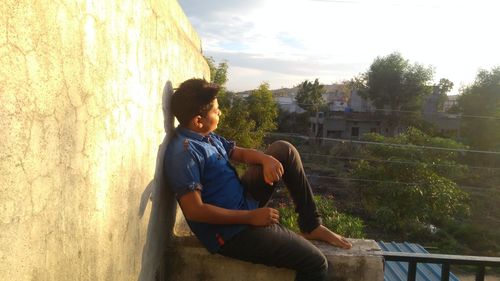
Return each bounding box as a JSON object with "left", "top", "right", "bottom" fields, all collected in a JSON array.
[
  {"left": 247, "top": 83, "right": 279, "bottom": 143},
  {"left": 349, "top": 53, "right": 434, "bottom": 135},
  {"left": 438, "top": 68, "right": 500, "bottom": 255},
  {"left": 216, "top": 93, "right": 258, "bottom": 148},
  {"left": 366, "top": 53, "right": 434, "bottom": 110},
  {"left": 295, "top": 79, "right": 326, "bottom": 114},
  {"left": 350, "top": 128, "right": 469, "bottom": 238},
  {"left": 205, "top": 56, "right": 228, "bottom": 86},
  {"left": 205, "top": 56, "right": 257, "bottom": 147},
  {"left": 458, "top": 67, "right": 500, "bottom": 152},
  {"left": 217, "top": 87, "right": 277, "bottom": 148},
  {"left": 437, "top": 78, "right": 454, "bottom": 95},
  {"left": 436, "top": 78, "right": 454, "bottom": 110},
  {"left": 205, "top": 57, "right": 278, "bottom": 148}
]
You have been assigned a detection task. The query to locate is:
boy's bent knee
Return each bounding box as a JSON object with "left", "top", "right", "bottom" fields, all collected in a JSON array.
[
  {"left": 297, "top": 253, "right": 328, "bottom": 281},
  {"left": 316, "top": 253, "right": 329, "bottom": 273},
  {"left": 269, "top": 140, "right": 294, "bottom": 150},
  {"left": 266, "top": 140, "right": 299, "bottom": 161},
  {"left": 302, "top": 248, "right": 328, "bottom": 273}
]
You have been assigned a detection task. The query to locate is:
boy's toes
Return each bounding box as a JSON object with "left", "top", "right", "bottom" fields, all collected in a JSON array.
[{"left": 301, "top": 225, "right": 352, "bottom": 249}]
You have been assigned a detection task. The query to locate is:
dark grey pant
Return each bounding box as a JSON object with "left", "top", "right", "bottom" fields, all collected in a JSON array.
[{"left": 218, "top": 141, "right": 328, "bottom": 281}]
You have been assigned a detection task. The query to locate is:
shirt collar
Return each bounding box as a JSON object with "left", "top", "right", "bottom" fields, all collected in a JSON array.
[{"left": 176, "top": 126, "right": 212, "bottom": 142}]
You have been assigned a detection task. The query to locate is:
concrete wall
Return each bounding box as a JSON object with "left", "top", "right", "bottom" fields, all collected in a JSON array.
[
  {"left": 167, "top": 238, "right": 384, "bottom": 281},
  {"left": 0, "top": 0, "right": 209, "bottom": 280}
]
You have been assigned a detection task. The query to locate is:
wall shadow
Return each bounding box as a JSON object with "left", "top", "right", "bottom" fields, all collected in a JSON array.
[{"left": 137, "top": 81, "right": 178, "bottom": 281}]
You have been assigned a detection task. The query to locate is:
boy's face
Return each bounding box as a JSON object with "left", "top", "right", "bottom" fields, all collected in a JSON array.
[{"left": 199, "top": 98, "right": 221, "bottom": 135}]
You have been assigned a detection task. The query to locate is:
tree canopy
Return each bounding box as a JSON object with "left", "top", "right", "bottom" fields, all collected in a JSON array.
[
  {"left": 295, "top": 79, "right": 326, "bottom": 113},
  {"left": 206, "top": 56, "right": 228, "bottom": 87},
  {"left": 216, "top": 93, "right": 258, "bottom": 148},
  {"left": 435, "top": 78, "right": 454, "bottom": 111},
  {"left": 458, "top": 67, "right": 500, "bottom": 152},
  {"left": 347, "top": 53, "right": 435, "bottom": 135},
  {"left": 436, "top": 78, "right": 454, "bottom": 95},
  {"left": 350, "top": 52, "right": 434, "bottom": 111},
  {"left": 350, "top": 128, "right": 469, "bottom": 237},
  {"left": 205, "top": 57, "right": 278, "bottom": 148},
  {"left": 247, "top": 83, "right": 278, "bottom": 135}
]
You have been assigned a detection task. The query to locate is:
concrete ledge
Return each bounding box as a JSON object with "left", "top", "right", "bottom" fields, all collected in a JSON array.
[
  {"left": 166, "top": 236, "right": 384, "bottom": 281},
  {"left": 314, "top": 239, "right": 384, "bottom": 281}
]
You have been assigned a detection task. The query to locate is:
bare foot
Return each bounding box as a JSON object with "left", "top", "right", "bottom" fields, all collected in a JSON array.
[{"left": 301, "top": 225, "right": 352, "bottom": 249}]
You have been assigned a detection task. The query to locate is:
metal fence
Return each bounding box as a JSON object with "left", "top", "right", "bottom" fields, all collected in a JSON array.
[{"left": 381, "top": 251, "right": 500, "bottom": 281}]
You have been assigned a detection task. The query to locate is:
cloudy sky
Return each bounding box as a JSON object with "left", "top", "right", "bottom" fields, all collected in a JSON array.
[{"left": 178, "top": 0, "right": 500, "bottom": 95}]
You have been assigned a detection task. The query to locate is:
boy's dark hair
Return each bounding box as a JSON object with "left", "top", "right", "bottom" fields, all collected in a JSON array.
[{"left": 171, "top": 78, "right": 220, "bottom": 126}]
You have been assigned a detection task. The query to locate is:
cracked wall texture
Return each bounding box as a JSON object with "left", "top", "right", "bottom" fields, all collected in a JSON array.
[{"left": 0, "top": 0, "right": 209, "bottom": 280}]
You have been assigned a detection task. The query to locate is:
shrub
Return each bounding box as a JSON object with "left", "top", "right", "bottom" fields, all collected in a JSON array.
[{"left": 278, "top": 195, "right": 365, "bottom": 238}]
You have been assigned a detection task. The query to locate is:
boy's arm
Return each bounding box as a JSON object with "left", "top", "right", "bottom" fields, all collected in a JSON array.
[
  {"left": 230, "top": 146, "right": 284, "bottom": 185},
  {"left": 178, "top": 190, "right": 279, "bottom": 226}
]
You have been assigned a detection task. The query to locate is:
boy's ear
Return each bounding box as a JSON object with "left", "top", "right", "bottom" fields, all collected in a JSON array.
[{"left": 193, "top": 115, "right": 203, "bottom": 128}]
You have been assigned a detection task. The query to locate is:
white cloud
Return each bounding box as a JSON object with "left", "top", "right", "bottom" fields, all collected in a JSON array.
[{"left": 178, "top": 0, "right": 500, "bottom": 94}]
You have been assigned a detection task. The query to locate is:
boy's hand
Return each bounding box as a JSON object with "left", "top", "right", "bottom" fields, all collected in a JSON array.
[
  {"left": 262, "top": 155, "right": 284, "bottom": 185},
  {"left": 249, "top": 207, "right": 280, "bottom": 226}
]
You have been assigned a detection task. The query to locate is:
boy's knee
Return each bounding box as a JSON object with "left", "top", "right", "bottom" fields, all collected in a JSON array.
[
  {"left": 298, "top": 253, "right": 328, "bottom": 280},
  {"left": 313, "top": 254, "right": 329, "bottom": 280},
  {"left": 318, "top": 254, "right": 328, "bottom": 273},
  {"left": 267, "top": 140, "right": 298, "bottom": 160},
  {"left": 305, "top": 248, "right": 328, "bottom": 271},
  {"left": 270, "top": 140, "right": 294, "bottom": 150}
]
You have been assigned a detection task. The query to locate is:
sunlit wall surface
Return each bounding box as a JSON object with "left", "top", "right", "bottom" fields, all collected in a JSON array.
[{"left": 0, "top": 0, "right": 209, "bottom": 280}]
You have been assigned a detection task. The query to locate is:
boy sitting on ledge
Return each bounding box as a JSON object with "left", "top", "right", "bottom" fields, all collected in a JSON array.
[{"left": 165, "top": 78, "right": 352, "bottom": 281}]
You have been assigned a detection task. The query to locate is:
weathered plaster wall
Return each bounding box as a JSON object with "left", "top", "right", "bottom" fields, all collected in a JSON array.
[{"left": 0, "top": 0, "right": 209, "bottom": 280}]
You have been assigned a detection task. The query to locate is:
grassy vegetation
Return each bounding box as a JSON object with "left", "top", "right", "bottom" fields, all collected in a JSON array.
[{"left": 276, "top": 194, "right": 365, "bottom": 239}]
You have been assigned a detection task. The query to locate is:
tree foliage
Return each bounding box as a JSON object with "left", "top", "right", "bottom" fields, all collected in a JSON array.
[
  {"left": 216, "top": 93, "right": 258, "bottom": 148},
  {"left": 350, "top": 128, "right": 469, "bottom": 237},
  {"left": 247, "top": 83, "right": 278, "bottom": 134},
  {"left": 348, "top": 53, "right": 435, "bottom": 135},
  {"left": 458, "top": 67, "right": 500, "bottom": 152},
  {"left": 364, "top": 52, "right": 434, "bottom": 111},
  {"left": 277, "top": 109, "right": 310, "bottom": 134},
  {"left": 436, "top": 78, "right": 454, "bottom": 110},
  {"left": 436, "top": 78, "right": 454, "bottom": 95},
  {"left": 295, "top": 79, "right": 326, "bottom": 113},
  {"left": 205, "top": 57, "right": 278, "bottom": 148},
  {"left": 206, "top": 56, "right": 228, "bottom": 86}
]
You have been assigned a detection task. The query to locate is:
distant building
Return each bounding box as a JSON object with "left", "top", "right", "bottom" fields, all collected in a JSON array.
[
  {"left": 324, "top": 84, "right": 349, "bottom": 112},
  {"left": 309, "top": 86, "right": 461, "bottom": 140},
  {"left": 347, "top": 90, "right": 375, "bottom": 112},
  {"left": 310, "top": 89, "right": 394, "bottom": 140},
  {"left": 271, "top": 84, "right": 351, "bottom": 114},
  {"left": 422, "top": 90, "right": 460, "bottom": 137},
  {"left": 443, "top": 95, "right": 459, "bottom": 112},
  {"left": 275, "top": 96, "right": 306, "bottom": 113},
  {"left": 310, "top": 110, "right": 391, "bottom": 139}
]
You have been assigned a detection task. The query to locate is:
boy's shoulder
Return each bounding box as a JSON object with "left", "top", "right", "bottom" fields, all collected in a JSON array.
[{"left": 166, "top": 129, "right": 208, "bottom": 157}]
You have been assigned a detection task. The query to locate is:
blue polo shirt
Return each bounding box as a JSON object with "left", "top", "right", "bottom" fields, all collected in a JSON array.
[{"left": 164, "top": 126, "right": 259, "bottom": 253}]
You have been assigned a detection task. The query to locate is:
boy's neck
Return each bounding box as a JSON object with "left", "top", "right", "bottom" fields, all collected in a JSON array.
[{"left": 184, "top": 124, "right": 211, "bottom": 136}]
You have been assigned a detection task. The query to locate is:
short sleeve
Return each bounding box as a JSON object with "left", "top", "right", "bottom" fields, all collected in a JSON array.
[
  {"left": 212, "top": 134, "right": 236, "bottom": 157},
  {"left": 164, "top": 150, "right": 203, "bottom": 199}
]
